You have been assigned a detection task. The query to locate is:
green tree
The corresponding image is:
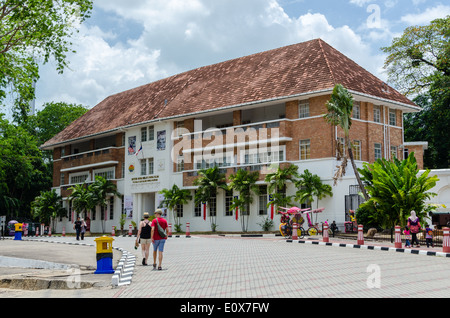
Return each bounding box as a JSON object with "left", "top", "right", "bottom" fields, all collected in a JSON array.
[
  {"left": 23, "top": 102, "right": 89, "bottom": 147},
  {"left": 30, "top": 189, "right": 66, "bottom": 232},
  {"left": 358, "top": 153, "right": 439, "bottom": 229},
  {"left": 68, "top": 183, "right": 92, "bottom": 220},
  {"left": 295, "top": 169, "right": 333, "bottom": 210},
  {"left": 382, "top": 15, "right": 449, "bottom": 96},
  {"left": 89, "top": 176, "right": 121, "bottom": 233},
  {"left": 0, "top": 0, "right": 93, "bottom": 116},
  {"left": 383, "top": 16, "right": 450, "bottom": 169},
  {"left": 159, "top": 184, "right": 192, "bottom": 232},
  {"left": 0, "top": 114, "right": 50, "bottom": 218},
  {"left": 228, "top": 169, "right": 260, "bottom": 232},
  {"left": 193, "top": 166, "right": 228, "bottom": 232},
  {"left": 324, "top": 84, "right": 370, "bottom": 201},
  {"left": 264, "top": 164, "right": 298, "bottom": 212}
]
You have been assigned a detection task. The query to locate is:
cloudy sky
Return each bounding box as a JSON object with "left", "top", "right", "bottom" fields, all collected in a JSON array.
[{"left": 34, "top": 0, "right": 450, "bottom": 112}]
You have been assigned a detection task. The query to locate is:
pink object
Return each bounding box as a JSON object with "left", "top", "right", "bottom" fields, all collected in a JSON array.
[
  {"left": 443, "top": 228, "right": 450, "bottom": 253},
  {"left": 357, "top": 224, "right": 364, "bottom": 245},
  {"left": 395, "top": 226, "right": 402, "bottom": 248},
  {"left": 323, "top": 223, "right": 329, "bottom": 243}
]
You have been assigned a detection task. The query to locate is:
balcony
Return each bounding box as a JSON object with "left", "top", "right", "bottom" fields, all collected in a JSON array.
[
  {"left": 177, "top": 119, "right": 292, "bottom": 156},
  {"left": 60, "top": 146, "right": 125, "bottom": 173}
]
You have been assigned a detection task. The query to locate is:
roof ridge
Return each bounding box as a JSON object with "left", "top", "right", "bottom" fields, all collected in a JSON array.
[{"left": 318, "top": 38, "right": 337, "bottom": 85}]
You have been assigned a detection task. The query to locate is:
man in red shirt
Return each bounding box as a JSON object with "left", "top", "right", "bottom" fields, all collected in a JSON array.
[{"left": 151, "top": 209, "right": 168, "bottom": 270}]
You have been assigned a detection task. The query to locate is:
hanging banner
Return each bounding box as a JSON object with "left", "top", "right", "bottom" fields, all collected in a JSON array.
[
  {"left": 269, "top": 194, "right": 274, "bottom": 220},
  {"left": 234, "top": 196, "right": 239, "bottom": 221},
  {"left": 202, "top": 202, "right": 207, "bottom": 221}
]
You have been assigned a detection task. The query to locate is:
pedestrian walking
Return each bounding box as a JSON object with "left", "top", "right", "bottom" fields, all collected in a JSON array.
[
  {"left": 151, "top": 209, "right": 168, "bottom": 270},
  {"left": 407, "top": 210, "right": 421, "bottom": 248},
  {"left": 80, "top": 218, "right": 87, "bottom": 240},
  {"left": 330, "top": 220, "right": 338, "bottom": 237},
  {"left": 73, "top": 217, "right": 82, "bottom": 240},
  {"left": 136, "top": 212, "right": 152, "bottom": 266},
  {"left": 425, "top": 223, "right": 434, "bottom": 248},
  {"left": 403, "top": 226, "right": 411, "bottom": 248}
]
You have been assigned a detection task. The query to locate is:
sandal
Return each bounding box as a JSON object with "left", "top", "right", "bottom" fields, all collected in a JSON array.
[
  {"left": 158, "top": 267, "right": 162, "bottom": 270},
  {"left": 153, "top": 264, "right": 157, "bottom": 269}
]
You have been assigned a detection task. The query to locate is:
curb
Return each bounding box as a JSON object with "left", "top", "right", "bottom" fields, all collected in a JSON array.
[
  {"left": 111, "top": 250, "right": 135, "bottom": 287},
  {"left": 287, "top": 238, "right": 450, "bottom": 258}
]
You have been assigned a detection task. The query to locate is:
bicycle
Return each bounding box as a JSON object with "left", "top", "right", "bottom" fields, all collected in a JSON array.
[
  {"left": 278, "top": 207, "right": 325, "bottom": 239},
  {"left": 278, "top": 207, "right": 309, "bottom": 239},
  {"left": 303, "top": 208, "right": 325, "bottom": 236}
]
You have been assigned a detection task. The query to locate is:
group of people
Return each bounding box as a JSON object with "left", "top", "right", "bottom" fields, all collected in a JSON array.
[
  {"left": 135, "top": 209, "right": 168, "bottom": 270},
  {"left": 73, "top": 217, "right": 87, "bottom": 240},
  {"left": 403, "top": 210, "right": 434, "bottom": 248}
]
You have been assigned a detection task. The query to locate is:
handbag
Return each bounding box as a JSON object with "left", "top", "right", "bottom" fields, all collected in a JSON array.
[{"left": 156, "top": 218, "right": 167, "bottom": 239}]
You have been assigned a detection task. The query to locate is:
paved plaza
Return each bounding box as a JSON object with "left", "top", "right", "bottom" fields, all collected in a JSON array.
[{"left": 1, "top": 234, "right": 450, "bottom": 301}]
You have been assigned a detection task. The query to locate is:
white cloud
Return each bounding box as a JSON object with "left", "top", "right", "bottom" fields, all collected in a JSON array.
[
  {"left": 349, "top": 0, "right": 372, "bottom": 7},
  {"left": 35, "top": 0, "right": 390, "bottom": 109},
  {"left": 401, "top": 4, "right": 450, "bottom": 25}
]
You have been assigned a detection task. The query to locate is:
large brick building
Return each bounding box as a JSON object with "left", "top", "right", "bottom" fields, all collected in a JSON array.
[{"left": 42, "top": 39, "right": 426, "bottom": 233}]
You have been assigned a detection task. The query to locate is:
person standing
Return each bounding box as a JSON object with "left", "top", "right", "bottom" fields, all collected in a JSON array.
[
  {"left": 425, "top": 223, "right": 434, "bottom": 248},
  {"left": 151, "top": 209, "right": 168, "bottom": 270},
  {"left": 73, "top": 217, "right": 82, "bottom": 240},
  {"left": 80, "top": 218, "right": 87, "bottom": 240},
  {"left": 136, "top": 212, "right": 152, "bottom": 266},
  {"left": 403, "top": 226, "right": 411, "bottom": 248},
  {"left": 407, "top": 210, "right": 421, "bottom": 248}
]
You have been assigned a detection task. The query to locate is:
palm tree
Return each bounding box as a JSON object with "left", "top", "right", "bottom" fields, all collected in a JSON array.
[
  {"left": 324, "top": 84, "right": 370, "bottom": 201},
  {"left": 89, "top": 176, "right": 122, "bottom": 233},
  {"left": 193, "top": 166, "right": 228, "bottom": 232},
  {"left": 264, "top": 164, "right": 298, "bottom": 213},
  {"left": 228, "top": 169, "right": 260, "bottom": 232},
  {"left": 68, "top": 183, "right": 92, "bottom": 220},
  {"left": 31, "top": 190, "right": 66, "bottom": 233},
  {"left": 295, "top": 169, "right": 333, "bottom": 210},
  {"left": 159, "top": 184, "right": 193, "bottom": 232}
]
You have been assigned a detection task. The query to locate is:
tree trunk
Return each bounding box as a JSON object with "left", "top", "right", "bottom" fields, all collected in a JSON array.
[{"left": 348, "top": 146, "right": 370, "bottom": 201}]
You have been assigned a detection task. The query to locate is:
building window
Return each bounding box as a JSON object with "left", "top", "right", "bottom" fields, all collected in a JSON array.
[
  {"left": 176, "top": 121, "right": 184, "bottom": 137},
  {"left": 299, "top": 139, "right": 310, "bottom": 160},
  {"left": 70, "top": 173, "right": 89, "bottom": 184},
  {"left": 258, "top": 185, "right": 268, "bottom": 216},
  {"left": 404, "top": 148, "right": 409, "bottom": 160},
  {"left": 353, "top": 140, "right": 361, "bottom": 161},
  {"left": 141, "top": 127, "right": 147, "bottom": 142},
  {"left": 298, "top": 100, "right": 310, "bottom": 118},
  {"left": 374, "top": 143, "right": 382, "bottom": 160},
  {"left": 176, "top": 156, "right": 184, "bottom": 172},
  {"left": 60, "top": 173, "right": 65, "bottom": 186},
  {"left": 140, "top": 159, "right": 147, "bottom": 176},
  {"left": 94, "top": 168, "right": 115, "bottom": 180},
  {"left": 373, "top": 106, "right": 381, "bottom": 123},
  {"left": 109, "top": 198, "right": 114, "bottom": 220},
  {"left": 353, "top": 102, "right": 360, "bottom": 119},
  {"left": 148, "top": 126, "right": 155, "bottom": 141},
  {"left": 391, "top": 146, "right": 398, "bottom": 159},
  {"left": 176, "top": 204, "right": 184, "bottom": 218},
  {"left": 389, "top": 110, "right": 396, "bottom": 126},
  {"left": 148, "top": 158, "right": 154, "bottom": 175},
  {"left": 225, "top": 190, "right": 233, "bottom": 216}
]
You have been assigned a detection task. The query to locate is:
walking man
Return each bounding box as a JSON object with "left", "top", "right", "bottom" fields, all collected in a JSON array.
[{"left": 151, "top": 209, "right": 168, "bottom": 270}]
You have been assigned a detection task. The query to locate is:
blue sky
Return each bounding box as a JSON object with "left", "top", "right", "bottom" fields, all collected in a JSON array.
[{"left": 34, "top": 0, "right": 450, "bottom": 112}]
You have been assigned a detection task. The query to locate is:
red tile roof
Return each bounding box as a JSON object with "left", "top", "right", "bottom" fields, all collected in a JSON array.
[{"left": 42, "top": 39, "right": 416, "bottom": 148}]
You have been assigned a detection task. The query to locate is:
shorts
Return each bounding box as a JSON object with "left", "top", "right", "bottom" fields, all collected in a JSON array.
[
  {"left": 140, "top": 238, "right": 151, "bottom": 245},
  {"left": 153, "top": 239, "right": 166, "bottom": 252}
]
